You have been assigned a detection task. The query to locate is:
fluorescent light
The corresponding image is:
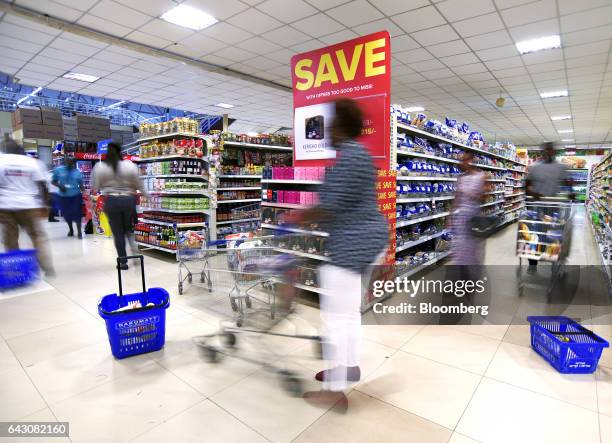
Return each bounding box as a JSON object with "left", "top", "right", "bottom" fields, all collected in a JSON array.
[
  {"left": 516, "top": 35, "right": 561, "bottom": 54},
  {"left": 561, "top": 139, "right": 574, "bottom": 142},
  {"left": 540, "top": 90, "right": 568, "bottom": 99},
  {"left": 161, "top": 4, "right": 217, "bottom": 30},
  {"left": 246, "top": 132, "right": 259, "bottom": 137},
  {"left": 63, "top": 72, "right": 99, "bottom": 83},
  {"left": 405, "top": 106, "right": 424, "bottom": 112},
  {"left": 551, "top": 115, "right": 572, "bottom": 121},
  {"left": 215, "top": 103, "right": 234, "bottom": 109},
  {"left": 16, "top": 86, "right": 42, "bottom": 105},
  {"left": 557, "top": 129, "right": 573, "bottom": 133}
]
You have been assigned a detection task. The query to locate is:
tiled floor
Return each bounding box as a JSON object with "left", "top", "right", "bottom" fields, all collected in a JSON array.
[{"left": 0, "top": 207, "right": 610, "bottom": 443}]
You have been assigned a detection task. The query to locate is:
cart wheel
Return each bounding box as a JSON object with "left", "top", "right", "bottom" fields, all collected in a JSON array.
[
  {"left": 222, "top": 332, "right": 237, "bottom": 348},
  {"left": 231, "top": 301, "right": 238, "bottom": 312},
  {"left": 245, "top": 297, "right": 252, "bottom": 309},
  {"left": 203, "top": 345, "right": 219, "bottom": 363},
  {"left": 188, "top": 274, "right": 193, "bottom": 283},
  {"left": 279, "top": 370, "right": 303, "bottom": 397},
  {"left": 178, "top": 283, "right": 183, "bottom": 295},
  {"left": 236, "top": 319, "right": 243, "bottom": 327},
  {"left": 200, "top": 272, "right": 205, "bottom": 283}
]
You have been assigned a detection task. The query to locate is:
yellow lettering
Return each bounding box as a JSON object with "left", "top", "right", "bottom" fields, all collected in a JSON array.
[
  {"left": 314, "top": 53, "right": 339, "bottom": 88},
  {"left": 364, "top": 38, "right": 386, "bottom": 77},
  {"left": 336, "top": 44, "right": 363, "bottom": 82},
  {"left": 294, "top": 58, "right": 314, "bottom": 91}
]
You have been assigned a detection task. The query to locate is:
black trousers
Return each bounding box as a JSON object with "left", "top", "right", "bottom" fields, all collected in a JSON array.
[{"left": 104, "top": 195, "right": 136, "bottom": 263}]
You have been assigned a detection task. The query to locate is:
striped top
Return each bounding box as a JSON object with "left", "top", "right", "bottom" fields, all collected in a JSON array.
[{"left": 319, "top": 140, "right": 388, "bottom": 274}]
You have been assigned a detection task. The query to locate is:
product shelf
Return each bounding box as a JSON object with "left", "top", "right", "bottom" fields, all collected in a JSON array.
[
  {"left": 396, "top": 122, "right": 525, "bottom": 166},
  {"left": 217, "top": 198, "right": 260, "bottom": 204},
  {"left": 395, "top": 251, "right": 451, "bottom": 280},
  {"left": 261, "top": 179, "right": 324, "bottom": 185},
  {"left": 218, "top": 175, "right": 262, "bottom": 179},
  {"left": 222, "top": 141, "right": 292, "bottom": 151},
  {"left": 396, "top": 211, "right": 450, "bottom": 228},
  {"left": 396, "top": 149, "right": 460, "bottom": 164},
  {"left": 138, "top": 206, "right": 212, "bottom": 214},
  {"left": 134, "top": 155, "right": 208, "bottom": 163},
  {"left": 396, "top": 176, "right": 458, "bottom": 181},
  {"left": 137, "top": 219, "right": 206, "bottom": 228},
  {"left": 139, "top": 174, "right": 208, "bottom": 180},
  {"left": 261, "top": 223, "right": 328, "bottom": 237},
  {"left": 216, "top": 217, "right": 261, "bottom": 226},
  {"left": 146, "top": 190, "right": 208, "bottom": 196},
  {"left": 396, "top": 195, "right": 454, "bottom": 203},
  {"left": 217, "top": 187, "right": 260, "bottom": 191},
  {"left": 396, "top": 230, "right": 448, "bottom": 253},
  {"left": 135, "top": 241, "right": 177, "bottom": 254},
  {"left": 261, "top": 201, "right": 311, "bottom": 209},
  {"left": 481, "top": 200, "right": 505, "bottom": 208}
]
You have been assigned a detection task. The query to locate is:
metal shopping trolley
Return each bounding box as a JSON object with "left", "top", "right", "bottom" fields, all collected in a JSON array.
[
  {"left": 177, "top": 228, "right": 210, "bottom": 295},
  {"left": 516, "top": 198, "right": 574, "bottom": 296},
  {"left": 192, "top": 238, "right": 322, "bottom": 396}
]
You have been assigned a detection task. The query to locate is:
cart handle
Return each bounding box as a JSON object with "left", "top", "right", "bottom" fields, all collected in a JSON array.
[{"left": 117, "top": 255, "right": 146, "bottom": 297}]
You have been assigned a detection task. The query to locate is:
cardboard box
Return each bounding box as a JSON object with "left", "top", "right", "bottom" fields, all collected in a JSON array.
[
  {"left": 43, "top": 125, "right": 65, "bottom": 140},
  {"left": 12, "top": 107, "right": 42, "bottom": 126},
  {"left": 40, "top": 107, "right": 62, "bottom": 125},
  {"left": 20, "top": 124, "right": 46, "bottom": 139}
]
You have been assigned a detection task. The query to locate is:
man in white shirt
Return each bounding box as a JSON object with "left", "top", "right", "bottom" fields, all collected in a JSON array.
[{"left": 0, "top": 140, "right": 54, "bottom": 276}]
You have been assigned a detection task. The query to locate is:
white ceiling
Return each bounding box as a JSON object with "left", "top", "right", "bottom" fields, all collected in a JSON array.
[{"left": 0, "top": 0, "right": 611, "bottom": 145}]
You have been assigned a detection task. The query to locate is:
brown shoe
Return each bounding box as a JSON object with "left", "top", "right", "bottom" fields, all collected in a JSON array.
[
  {"left": 303, "top": 390, "right": 348, "bottom": 413},
  {"left": 315, "top": 366, "right": 361, "bottom": 382}
]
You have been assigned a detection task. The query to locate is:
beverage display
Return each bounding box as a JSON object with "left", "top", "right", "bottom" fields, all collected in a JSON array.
[{"left": 138, "top": 159, "right": 207, "bottom": 176}]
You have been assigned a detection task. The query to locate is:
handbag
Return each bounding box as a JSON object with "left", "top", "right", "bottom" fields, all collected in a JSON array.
[{"left": 470, "top": 214, "right": 498, "bottom": 238}]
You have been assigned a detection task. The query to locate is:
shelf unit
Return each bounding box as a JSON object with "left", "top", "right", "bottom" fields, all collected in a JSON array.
[
  {"left": 587, "top": 152, "right": 611, "bottom": 285},
  {"left": 132, "top": 132, "right": 215, "bottom": 256},
  {"left": 392, "top": 112, "right": 526, "bottom": 276}
]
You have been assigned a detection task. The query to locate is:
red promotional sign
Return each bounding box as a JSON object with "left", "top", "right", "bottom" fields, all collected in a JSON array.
[
  {"left": 290, "top": 31, "right": 391, "bottom": 169},
  {"left": 290, "top": 31, "right": 396, "bottom": 265}
]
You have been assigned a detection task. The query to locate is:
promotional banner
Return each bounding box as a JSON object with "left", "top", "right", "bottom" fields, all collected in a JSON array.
[{"left": 290, "top": 31, "right": 391, "bottom": 168}]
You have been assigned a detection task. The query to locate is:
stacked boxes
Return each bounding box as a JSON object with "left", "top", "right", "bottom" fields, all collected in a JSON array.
[
  {"left": 63, "top": 117, "right": 77, "bottom": 140},
  {"left": 11, "top": 106, "right": 45, "bottom": 139},
  {"left": 76, "top": 114, "right": 111, "bottom": 143},
  {"left": 40, "top": 107, "right": 64, "bottom": 139}
]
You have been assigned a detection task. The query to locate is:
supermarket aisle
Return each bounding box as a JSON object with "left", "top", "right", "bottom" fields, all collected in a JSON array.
[{"left": 0, "top": 220, "right": 611, "bottom": 443}]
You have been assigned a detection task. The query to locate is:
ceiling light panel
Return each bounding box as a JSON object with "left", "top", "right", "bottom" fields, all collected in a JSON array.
[{"left": 161, "top": 5, "right": 218, "bottom": 31}]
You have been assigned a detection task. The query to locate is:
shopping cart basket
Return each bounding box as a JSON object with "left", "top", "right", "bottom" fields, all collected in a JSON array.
[
  {"left": 527, "top": 316, "right": 609, "bottom": 373},
  {"left": 516, "top": 199, "right": 573, "bottom": 296},
  {"left": 98, "top": 256, "right": 170, "bottom": 359},
  {"left": 0, "top": 249, "right": 39, "bottom": 290},
  {"left": 192, "top": 243, "right": 322, "bottom": 396}
]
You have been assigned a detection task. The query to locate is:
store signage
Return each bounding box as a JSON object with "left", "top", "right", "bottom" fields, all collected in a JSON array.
[
  {"left": 97, "top": 138, "right": 112, "bottom": 155},
  {"left": 290, "top": 31, "right": 391, "bottom": 166},
  {"left": 68, "top": 152, "right": 102, "bottom": 160}
]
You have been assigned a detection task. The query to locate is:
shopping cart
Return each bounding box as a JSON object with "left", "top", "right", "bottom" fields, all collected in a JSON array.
[
  {"left": 177, "top": 228, "right": 210, "bottom": 295},
  {"left": 516, "top": 198, "right": 573, "bottom": 296},
  {"left": 192, "top": 239, "right": 322, "bottom": 396}
]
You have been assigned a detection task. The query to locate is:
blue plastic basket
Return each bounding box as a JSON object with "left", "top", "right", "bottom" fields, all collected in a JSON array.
[
  {"left": 0, "top": 249, "right": 39, "bottom": 290},
  {"left": 98, "top": 256, "right": 170, "bottom": 359},
  {"left": 527, "top": 316, "right": 609, "bottom": 374}
]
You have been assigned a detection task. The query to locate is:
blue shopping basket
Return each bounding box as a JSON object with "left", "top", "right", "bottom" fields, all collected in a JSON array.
[
  {"left": 527, "top": 316, "right": 609, "bottom": 374},
  {"left": 98, "top": 256, "right": 170, "bottom": 359},
  {"left": 0, "top": 249, "right": 39, "bottom": 290}
]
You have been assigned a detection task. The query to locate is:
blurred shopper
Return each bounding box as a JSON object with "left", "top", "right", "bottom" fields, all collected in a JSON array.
[
  {"left": 296, "top": 98, "right": 388, "bottom": 411},
  {"left": 47, "top": 170, "right": 60, "bottom": 222},
  {"left": 0, "top": 139, "right": 54, "bottom": 276},
  {"left": 92, "top": 142, "right": 145, "bottom": 270},
  {"left": 52, "top": 157, "right": 84, "bottom": 238},
  {"left": 450, "top": 151, "right": 486, "bottom": 267},
  {"left": 525, "top": 141, "right": 570, "bottom": 269}
]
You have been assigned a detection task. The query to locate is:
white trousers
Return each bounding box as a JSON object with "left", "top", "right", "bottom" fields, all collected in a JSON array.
[{"left": 319, "top": 264, "right": 363, "bottom": 391}]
